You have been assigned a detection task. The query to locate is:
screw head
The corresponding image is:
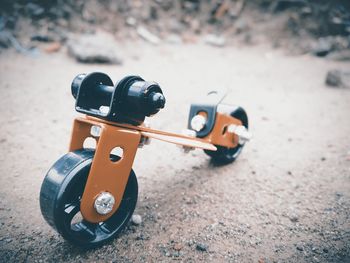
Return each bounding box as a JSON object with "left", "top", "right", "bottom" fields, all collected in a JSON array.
[
  {"left": 90, "top": 125, "right": 102, "bottom": 137},
  {"left": 190, "top": 115, "right": 207, "bottom": 132},
  {"left": 94, "top": 192, "right": 115, "bottom": 215},
  {"left": 228, "top": 124, "right": 252, "bottom": 145}
]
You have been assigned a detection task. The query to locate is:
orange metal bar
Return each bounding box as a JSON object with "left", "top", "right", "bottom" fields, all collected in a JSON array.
[
  {"left": 82, "top": 116, "right": 217, "bottom": 150},
  {"left": 202, "top": 113, "right": 242, "bottom": 148},
  {"left": 84, "top": 114, "right": 241, "bottom": 149},
  {"left": 69, "top": 118, "right": 141, "bottom": 223}
]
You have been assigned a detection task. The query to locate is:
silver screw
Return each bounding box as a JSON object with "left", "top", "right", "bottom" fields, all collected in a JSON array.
[
  {"left": 190, "top": 115, "right": 207, "bottom": 132},
  {"left": 90, "top": 125, "right": 102, "bottom": 137},
  {"left": 94, "top": 192, "right": 115, "bottom": 215},
  {"left": 228, "top": 124, "right": 252, "bottom": 145}
]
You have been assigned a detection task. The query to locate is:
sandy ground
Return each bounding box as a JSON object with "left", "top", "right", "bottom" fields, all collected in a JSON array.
[{"left": 0, "top": 42, "right": 349, "bottom": 263}]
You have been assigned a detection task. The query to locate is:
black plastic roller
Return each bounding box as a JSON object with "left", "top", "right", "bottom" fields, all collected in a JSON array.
[{"left": 71, "top": 72, "right": 166, "bottom": 125}]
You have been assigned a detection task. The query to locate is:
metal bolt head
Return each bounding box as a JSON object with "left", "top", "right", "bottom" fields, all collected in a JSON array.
[
  {"left": 228, "top": 124, "right": 252, "bottom": 145},
  {"left": 190, "top": 115, "right": 207, "bottom": 132},
  {"left": 90, "top": 125, "right": 101, "bottom": 137},
  {"left": 138, "top": 135, "right": 151, "bottom": 148},
  {"left": 94, "top": 192, "right": 115, "bottom": 215},
  {"left": 99, "top": 106, "right": 110, "bottom": 115}
]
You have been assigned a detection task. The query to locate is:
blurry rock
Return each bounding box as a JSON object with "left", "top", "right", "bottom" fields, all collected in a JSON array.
[
  {"left": 166, "top": 34, "right": 183, "bottom": 44},
  {"left": 0, "top": 30, "right": 38, "bottom": 55},
  {"left": 169, "top": 19, "right": 185, "bottom": 34},
  {"left": 325, "top": 70, "right": 350, "bottom": 88},
  {"left": 68, "top": 32, "right": 122, "bottom": 64},
  {"left": 311, "top": 36, "right": 349, "bottom": 57},
  {"left": 31, "top": 34, "right": 54, "bottom": 42},
  {"left": 286, "top": 13, "right": 299, "bottom": 35},
  {"left": 271, "top": 0, "right": 307, "bottom": 12},
  {"left": 296, "top": 244, "right": 304, "bottom": 251},
  {"left": 204, "top": 34, "right": 226, "bottom": 47},
  {"left": 26, "top": 3, "right": 45, "bottom": 18},
  {"left": 0, "top": 31, "right": 11, "bottom": 48},
  {"left": 189, "top": 19, "right": 201, "bottom": 33},
  {"left": 4, "top": 16, "right": 16, "bottom": 30},
  {"left": 300, "top": 6, "right": 312, "bottom": 15},
  {"left": 173, "top": 243, "right": 183, "bottom": 251},
  {"left": 326, "top": 50, "right": 350, "bottom": 61},
  {"left": 82, "top": 7, "right": 96, "bottom": 24},
  {"left": 126, "top": 17, "right": 137, "bottom": 27},
  {"left": 243, "top": 32, "right": 253, "bottom": 44},
  {"left": 311, "top": 37, "right": 333, "bottom": 57},
  {"left": 131, "top": 214, "right": 142, "bottom": 225},
  {"left": 326, "top": 70, "right": 342, "bottom": 87},
  {"left": 44, "top": 42, "right": 61, "bottom": 53},
  {"left": 235, "top": 18, "right": 249, "bottom": 34},
  {"left": 182, "top": 0, "right": 200, "bottom": 12},
  {"left": 149, "top": 5, "right": 158, "bottom": 20},
  {"left": 137, "top": 26, "right": 160, "bottom": 45},
  {"left": 196, "top": 242, "right": 208, "bottom": 252},
  {"left": 288, "top": 213, "right": 299, "bottom": 222},
  {"left": 156, "top": 0, "right": 174, "bottom": 11}
]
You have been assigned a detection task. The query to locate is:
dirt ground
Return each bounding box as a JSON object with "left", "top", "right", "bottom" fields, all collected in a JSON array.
[{"left": 0, "top": 42, "right": 349, "bottom": 262}]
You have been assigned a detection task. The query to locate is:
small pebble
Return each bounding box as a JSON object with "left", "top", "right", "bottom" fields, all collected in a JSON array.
[
  {"left": 296, "top": 245, "right": 304, "bottom": 251},
  {"left": 289, "top": 214, "right": 299, "bottom": 223},
  {"left": 174, "top": 243, "right": 183, "bottom": 251},
  {"left": 131, "top": 214, "right": 142, "bottom": 225},
  {"left": 196, "top": 243, "right": 208, "bottom": 252}
]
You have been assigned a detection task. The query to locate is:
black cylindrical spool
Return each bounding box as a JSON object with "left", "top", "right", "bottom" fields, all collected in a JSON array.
[
  {"left": 72, "top": 72, "right": 165, "bottom": 124},
  {"left": 71, "top": 74, "right": 86, "bottom": 99},
  {"left": 125, "top": 81, "right": 165, "bottom": 116}
]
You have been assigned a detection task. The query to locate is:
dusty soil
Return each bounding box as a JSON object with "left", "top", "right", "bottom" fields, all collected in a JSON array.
[{"left": 0, "top": 42, "right": 349, "bottom": 262}]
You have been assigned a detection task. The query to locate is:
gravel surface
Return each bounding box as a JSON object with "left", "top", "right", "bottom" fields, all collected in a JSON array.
[{"left": 0, "top": 42, "right": 349, "bottom": 262}]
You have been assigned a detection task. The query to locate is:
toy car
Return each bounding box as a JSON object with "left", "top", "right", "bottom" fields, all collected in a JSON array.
[{"left": 39, "top": 72, "right": 251, "bottom": 247}]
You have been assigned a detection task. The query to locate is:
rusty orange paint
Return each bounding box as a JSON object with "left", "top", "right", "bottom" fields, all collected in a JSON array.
[
  {"left": 69, "top": 118, "right": 141, "bottom": 223},
  {"left": 201, "top": 112, "right": 242, "bottom": 148},
  {"left": 84, "top": 116, "right": 217, "bottom": 150}
]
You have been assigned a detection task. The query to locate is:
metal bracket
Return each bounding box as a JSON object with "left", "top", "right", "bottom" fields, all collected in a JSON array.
[
  {"left": 187, "top": 90, "right": 228, "bottom": 137},
  {"left": 69, "top": 118, "right": 141, "bottom": 223}
]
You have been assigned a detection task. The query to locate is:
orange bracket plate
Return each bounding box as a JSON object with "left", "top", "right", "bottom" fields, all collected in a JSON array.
[
  {"left": 69, "top": 118, "right": 141, "bottom": 223},
  {"left": 202, "top": 113, "right": 243, "bottom": 148}
]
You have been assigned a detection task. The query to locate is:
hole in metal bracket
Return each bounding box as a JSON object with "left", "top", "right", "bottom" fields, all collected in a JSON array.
[
  {"left": 83, "top": 137, "right": 97, "bottom": 149},
  {"left": 110, "top": 147, "right": 124, "bottom": 162}
]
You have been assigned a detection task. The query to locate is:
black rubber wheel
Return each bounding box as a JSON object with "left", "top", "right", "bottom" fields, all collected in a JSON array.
[
  {"left": 204, "top": 106, "right": 249, "bottom": 165},
  {"left": 40, "top": 149, "right": 138, "bottom": 248}
]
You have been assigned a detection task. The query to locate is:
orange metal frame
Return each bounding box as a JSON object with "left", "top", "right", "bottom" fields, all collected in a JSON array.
[{"left": 69, "top": 113, "right": 241, "bottom": 223}]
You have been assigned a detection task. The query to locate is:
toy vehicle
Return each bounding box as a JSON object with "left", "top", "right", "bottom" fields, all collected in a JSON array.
[{"left": 39, "top": 72, "right": 251, "bottom": 248}]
